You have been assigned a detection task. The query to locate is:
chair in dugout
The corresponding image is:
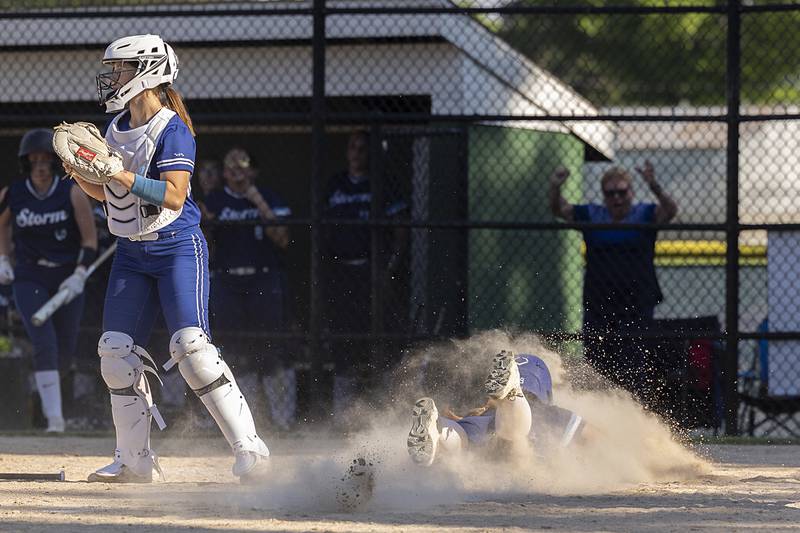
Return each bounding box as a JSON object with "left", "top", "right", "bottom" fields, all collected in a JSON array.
[
  {"left": 738, "top": 319, "right": 800, "bottom": 438},
  {"left": 649, "top": 316, "right": 723, "bottom": 431}
]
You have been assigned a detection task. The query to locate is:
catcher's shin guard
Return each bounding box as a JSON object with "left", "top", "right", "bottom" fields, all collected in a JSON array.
[
  {"left": 96, "top": 331, "right": 165, "bottom": 480},
  {"left": 167, "top": 327, "right": 269, "bottom": 475}
]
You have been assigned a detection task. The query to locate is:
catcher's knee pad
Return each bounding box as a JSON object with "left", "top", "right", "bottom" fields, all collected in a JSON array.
[
  {"left": 167, "top": 327, "right": 225, "bottom": 389},
  {"left": 97, "top": 331, "right": 165, "bottom": 476},
  {"left": 169, "top": 327, "right": 268, "bottom": 457}
]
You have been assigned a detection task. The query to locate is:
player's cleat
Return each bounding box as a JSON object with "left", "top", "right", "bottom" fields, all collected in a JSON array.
[
  {"left": 407, "top": 397, "right": 440, "bottom": 467},
  {"left": 45, "top": 417, "right": 65, "bottom": 433},
  {"left": 87, "top": 461, "right": 153, "bottom": 484},
  {"left": 233, "top": 450, "right": 269, "bottom": 482},
  {"left": 87, "top": 449, "right": 163, "bottom": 483},
  {"left": 485, "top": 350, "right": 523, "bottom": 400}
]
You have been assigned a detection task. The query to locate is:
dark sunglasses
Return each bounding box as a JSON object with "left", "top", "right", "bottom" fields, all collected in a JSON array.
[{"left": 603, "top": 187, "right": 629, "bottom": 198}]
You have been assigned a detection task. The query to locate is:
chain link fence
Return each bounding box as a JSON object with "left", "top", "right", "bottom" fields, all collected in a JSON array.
[{"left": 0, "top": 0, "right": 798, "bottom": 436}]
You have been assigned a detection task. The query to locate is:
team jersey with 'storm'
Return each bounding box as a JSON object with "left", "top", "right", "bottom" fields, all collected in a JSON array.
[
  {"left": 7, "top": 177, "right": 81, "bottom": 267},
  {"left": 323, "top": 171, "right": 407, "bottom": 261},
  {"left": 204, "top": 186, "right": 291, "bottom": 272}
]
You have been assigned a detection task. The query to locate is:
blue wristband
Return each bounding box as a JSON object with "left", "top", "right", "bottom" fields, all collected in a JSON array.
[{"left": 130, "top": 173, "right": 167, "bottom": 206}]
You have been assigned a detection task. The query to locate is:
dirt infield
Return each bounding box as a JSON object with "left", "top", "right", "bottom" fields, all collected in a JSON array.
[{"left": 1, "top": 434, "right": 799, "bottom": 532}]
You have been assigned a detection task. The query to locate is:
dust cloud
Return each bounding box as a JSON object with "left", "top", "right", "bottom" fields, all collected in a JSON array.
[{"left": 241, "top": 329, "right": 707, "bottom": 512}]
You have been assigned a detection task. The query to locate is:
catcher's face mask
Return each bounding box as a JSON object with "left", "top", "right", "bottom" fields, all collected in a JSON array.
[{"left": 96, "top": 61, "right": 139, "bottom": 110}]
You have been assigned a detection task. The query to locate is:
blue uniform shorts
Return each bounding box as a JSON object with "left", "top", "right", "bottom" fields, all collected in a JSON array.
[
  {"left": 103, "top": 226, "right": 210, "bottom": 346},
  {"left": 456, "top": 399, "right": 584, "bottom": 449}
]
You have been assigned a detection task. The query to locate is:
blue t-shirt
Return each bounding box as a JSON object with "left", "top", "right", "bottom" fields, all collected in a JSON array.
[
  {"left": 573, "top": 203, "right": 662, "bottom": 316},
  {"left": 204, "top": 186, "right": 291, "bottom": 272},
  {"left": 113, "top": 112, "right": 201, "bottom": 233},
  {"left": 323, "top": 171, "right": 407, "bottom": 261},
  {"left": 7, "top": 177, "right": 81, "bottom": 268}
]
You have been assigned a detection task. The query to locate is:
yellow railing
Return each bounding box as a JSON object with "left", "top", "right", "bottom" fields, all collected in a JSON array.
[{"left": 580, "top": 240, "right": 767, "bottom": 266}]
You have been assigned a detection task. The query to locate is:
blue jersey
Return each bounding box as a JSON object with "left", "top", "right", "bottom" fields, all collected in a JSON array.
[
  {"left": 113, "top": 112, "right": 201, "bottom": 233},
  {"left": 323, "top": 172, "right": 406, "bottom": 261},
  {"left": 7, "top": 178, "right": 81, "bottom": 268},
  {"left": 204, "top": 186, "right": 291, "bottom": 271},
  {"left": 573, "top": 202, "right": 662, "bottom": 312}
]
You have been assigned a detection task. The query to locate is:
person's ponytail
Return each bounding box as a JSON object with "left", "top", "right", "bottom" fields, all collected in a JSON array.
[{"left": 157, "top": 84, "right": 195, "bottom": 137}]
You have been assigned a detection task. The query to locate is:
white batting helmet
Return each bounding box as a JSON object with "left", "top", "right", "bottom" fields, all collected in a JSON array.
[{"left": 96, "top": 34, "right": 179, "bottom": 113}]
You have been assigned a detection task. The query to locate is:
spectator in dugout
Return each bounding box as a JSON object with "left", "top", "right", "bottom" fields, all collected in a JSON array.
[
  {"left": 202, "top": 147, "right": 296, "bottom": 431},
  {"left": 323, "top": 130, "right": 408, "bottom": 415},
  {"left": 548, "top": 162, "right": 678, "bottom": 401},
  {"left": 194, "top": 159, "right": 222, "bottom": 221}
]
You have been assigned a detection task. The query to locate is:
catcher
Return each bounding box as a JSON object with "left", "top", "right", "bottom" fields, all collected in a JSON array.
[
  {"left": 56, "top": 34, "right": 270, "bottom": 483},
  {"left": 407, "top": 351, "right": 587, "bottom": 466}
]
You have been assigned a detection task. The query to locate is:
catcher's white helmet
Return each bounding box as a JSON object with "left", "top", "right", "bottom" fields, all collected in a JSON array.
[{"left": 96, "top": 34, "right": 179, "bottom": 113}]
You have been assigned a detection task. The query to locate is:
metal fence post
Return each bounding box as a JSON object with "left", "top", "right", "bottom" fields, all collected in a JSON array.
[
  {"left": 310, "top": 0, "right": 327, "bottom": 417},
  {"left": 724, "top": 0, "right": 741, "bottom": 435}
]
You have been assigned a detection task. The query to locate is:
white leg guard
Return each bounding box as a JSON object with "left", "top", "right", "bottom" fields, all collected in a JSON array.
[
  {"left": 34, "top": 370, "right": 64, "bottom": 433},
  {"left": 167, "top": 328, "right": 269, "bottom": 476},
  {"left": 94, "top": 331, "right": 165, "bottom": 481}
]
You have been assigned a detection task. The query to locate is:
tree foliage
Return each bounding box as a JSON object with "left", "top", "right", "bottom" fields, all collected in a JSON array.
[{"left": 487, "top": 1, "right": 800, "bottom": 106}]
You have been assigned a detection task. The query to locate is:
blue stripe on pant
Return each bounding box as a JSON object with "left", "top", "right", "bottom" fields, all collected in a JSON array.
[
  {"left": 103, "top": 228, "right": 210, "bottom": 346},
  {"left": 13, "top": 265, "right": 85, "bottom": 372}
]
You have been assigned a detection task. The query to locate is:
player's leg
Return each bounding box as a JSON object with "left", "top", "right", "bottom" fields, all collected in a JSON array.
[
  {"left": 90, "top": 245, "right": 164, "bottom": 483},
  {"left": 325, "top": 262, "right": 370, "bottom": 414},
  {"left": 158, "top": 232, "right": 269, "bottom": 478},
  {"left": 209, "top": 274, "right": 258, "bottom": 413},
  {"left": 52, "top": 291, "right": 86, "bottom": 424},
  {"left": 12, "top": 279, "right": 65, "bottom": 433},
  {"left": 486, "top": 351, "right": 532, "bottom": 443},
  {"left": 254, "top": 271, "right": 295, "bottom": 430}
]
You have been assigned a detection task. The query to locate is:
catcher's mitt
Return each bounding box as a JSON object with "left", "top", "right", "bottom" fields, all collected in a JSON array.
[{"left": 52, "top": 122, "right": 124, "bottom": 185}]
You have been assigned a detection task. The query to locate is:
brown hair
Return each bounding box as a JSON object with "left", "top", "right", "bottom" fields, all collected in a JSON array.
[
  {"left": 154, "top": 84, "right": 195, "bottom": 137},
  {"left": 600, "top": 167, "right": 632, "bottom": 190}
]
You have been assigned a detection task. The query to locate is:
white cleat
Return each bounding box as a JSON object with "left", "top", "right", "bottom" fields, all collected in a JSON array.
[
  {"left": 407, "top": 397, "right": 440, "bottom": 467},
  {"left": 485, "top": 350, "right": 523, "bottom": 400},
  {"left": 232, "top": 437, "right": 270, "bottom": 482},
  {"left": 45, "top": 417, "right": 65, "bottom": 433},
  {"left": 233, "top": 451, "right": 263, "bottom": 477},
  {"left": 87, "top": 461, "right": 153, "bottom": 484},
  {"left": 87, "top": 450, "right": 163, "bottom": 483}
]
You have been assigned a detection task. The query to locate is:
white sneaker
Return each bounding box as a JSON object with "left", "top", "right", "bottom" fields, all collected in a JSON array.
[
  {"left": 45, "top": 417, "right": 65, "bottom": 433},
  {"left": 407, "top": 397, "right": 439, "bottom": 467},
  {"left": 485, "top": 350, "right": 523, "bottom": 400}
]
